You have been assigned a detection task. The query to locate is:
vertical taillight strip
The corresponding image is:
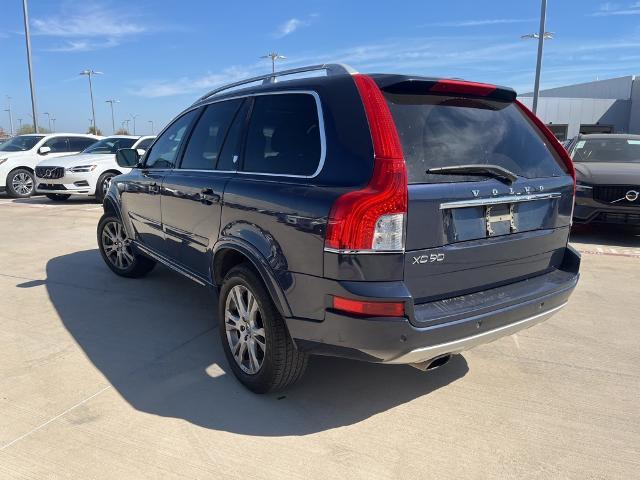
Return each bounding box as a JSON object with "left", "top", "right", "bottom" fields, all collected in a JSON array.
[
  {"left": 515, "top": 100, "right": 576, "bottom": 191},
  {"left": 324, "top": 74, "right": 408, "bottom": 252}
]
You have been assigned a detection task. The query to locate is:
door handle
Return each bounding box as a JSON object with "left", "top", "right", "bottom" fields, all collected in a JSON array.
[
  {"left": 149, "top": 183, "right": 160, "bottom": 195},
  {"left": 199, "top": 188, "right": 220, "bottom": 205}
]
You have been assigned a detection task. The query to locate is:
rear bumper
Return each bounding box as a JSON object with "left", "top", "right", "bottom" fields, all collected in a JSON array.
[{"left": 286, "top": 246, "right": 580, "bottom": 365}]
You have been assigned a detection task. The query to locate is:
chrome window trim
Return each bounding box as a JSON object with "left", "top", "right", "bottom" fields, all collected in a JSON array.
[
  {"left": 185, "top": 90, "right": 326, "bottom": 179},
  {"left": 439, "top": 192, "right": 562, "bottom": 210}
]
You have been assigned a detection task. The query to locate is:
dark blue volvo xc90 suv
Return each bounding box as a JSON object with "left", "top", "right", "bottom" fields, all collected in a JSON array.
[{"left": 98, "top": 64, "right": 580, "bottom": 393}]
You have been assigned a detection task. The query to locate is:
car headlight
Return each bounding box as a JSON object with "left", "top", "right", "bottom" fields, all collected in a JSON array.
[
  {"left": 576, "top": 182, "right": 592, "bottom": 192},
  {"left": 66, "top": 164, "right": 97, "bottom": 173}
]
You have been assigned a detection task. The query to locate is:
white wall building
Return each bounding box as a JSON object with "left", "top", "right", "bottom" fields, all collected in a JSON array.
[{"left": 519, "top": 75, "right": 640, "bottom": 141}]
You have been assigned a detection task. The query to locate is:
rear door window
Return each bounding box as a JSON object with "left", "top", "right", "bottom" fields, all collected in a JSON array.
[
  {"left": 68, "top": 137, "right": 96, "bottom": 151},
  {"left": 242, "top": 93, "right": 322, "bottom": 176},
  {"left": 43, "top": 136, "right": 70, "bottom": 153},
  {"left": 180, "top": 99, "right": 243, "bottom": 170},
  {"left": 384, "top": 94, "right": 567, "bottom": 183}
]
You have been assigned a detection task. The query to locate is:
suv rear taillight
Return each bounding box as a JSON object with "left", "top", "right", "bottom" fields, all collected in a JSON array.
[
  {"left": 515, "top": 100, "right": 576, "bottom": 193},
  {"left": 324, "top": 74, "right": 408, "bottom": 252}
]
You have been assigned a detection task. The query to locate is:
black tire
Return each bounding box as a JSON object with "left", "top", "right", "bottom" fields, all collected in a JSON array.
[
  {"left": 46, "top": 193, "right": 71, "bottom": 201},
  {"left": 6, "top": 168, "right": 35, "bottom": 198},
  {"left": 218, "top": 264, "right": 307, "bottom": 393},
  {"left": 95, "top": 172, "right": 117, "bottom": 203},
  {"left": 97, "top": 214, "right": 156, "bottom": 278}
]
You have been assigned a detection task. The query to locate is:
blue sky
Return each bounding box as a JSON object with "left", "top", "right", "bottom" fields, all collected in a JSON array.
[{"left": 1, "top": 0, "right": 640, "bottom": 134}]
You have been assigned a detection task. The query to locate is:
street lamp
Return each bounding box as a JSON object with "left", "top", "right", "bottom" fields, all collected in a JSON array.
[
  {"left": 130, "top": 114, "right": 139, "bottom": 135},
  {"left": 105, "top": 99, "right": 119, "bottom": 134},
  {"left": 260, "top": 52, "right": 286, "bottom": 73},
  {"left": 79, "top": 69, "right": 103, "bottom": 133},
  {"left": 148, "top": 120, "right": 154, "bottom": 134},
  {"left": 42, "top": 112, "right": 52, "bottom": 132},
  {"left": 521, "top": 0, "right": 554, "bottom": 114},
  {"left": 4, "top": 96, "right": 14, "bottom": 136},
  {"left": 22, "top": 0, "right": 38, "bottom": 133}
]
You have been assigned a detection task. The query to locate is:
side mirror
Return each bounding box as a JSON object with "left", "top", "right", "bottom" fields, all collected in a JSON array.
[
  {"left": 38, "top": 146, "right": 51, "bottom": 155},
  {"left": 116, "top": 148, "right": 140, "bottom": 168}
]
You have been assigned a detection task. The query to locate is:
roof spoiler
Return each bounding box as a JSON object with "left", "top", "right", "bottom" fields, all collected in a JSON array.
[{"left": 374, "top": 76, "right": 517, "bottom": 102}]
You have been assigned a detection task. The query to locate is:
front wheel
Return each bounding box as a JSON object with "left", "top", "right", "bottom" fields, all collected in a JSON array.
[
  {"left": 218, "top": 264, "right": 307, "bottom": 393},
  {"left": 95, "top": 172, "right": 116, "bottom": 203},
  {"left": 97, "top": 214, "right": 156, "bottom": 278},
  {"left": 6, "top": 169, "right": 35, "bottom": 198}
]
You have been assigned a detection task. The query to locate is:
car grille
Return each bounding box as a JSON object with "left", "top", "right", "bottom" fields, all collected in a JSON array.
[
  {"left": 35, "top": 166, "right": 65, "bottom": 180},
  {"left": 592, "top": 185, "right": 640, "bottom": 205}
]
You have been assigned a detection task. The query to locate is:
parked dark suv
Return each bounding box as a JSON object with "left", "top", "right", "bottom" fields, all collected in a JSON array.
[{"left": 98, "top": 64, "right": 580, "bottom": 393}]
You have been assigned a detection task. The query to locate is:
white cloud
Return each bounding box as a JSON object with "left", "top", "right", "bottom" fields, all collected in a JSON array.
[
  {"left": 129, "top": 31, "right": 640, "bottom": 99},
  {"left": 31, "top": 2, "right": 148, "bottom": 52},
  {"left": 591, "top": 2, "right": 640, "bottom": 15},
  {"left": 426, "top": 18, "right": 535, "bottom": 27},
  {"left": 274, "top": 14, "right": 317, "bottom": 38}
]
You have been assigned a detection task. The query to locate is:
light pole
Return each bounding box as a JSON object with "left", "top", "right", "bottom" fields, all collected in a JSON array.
[
  {"left": 521, "top": 0, "right": 553, "bottom": 114},
  {"left": 130, "top": 113, "right": 139, "bottom": 135},
  {"left": 148, "top": 120, "right": 154, "bottom": 134},
  {"left": 4, "top": 96, "right": 14, "bottom": 136},
  {"left": 79, "top": 69, "right": 103, "bottom": 133},
  {"left": 105, "top": 99, "right": 119, "bottom": 134},
  {"left": 260, "top": 52, "right": 286, "bottom": 73},
  {"left": 43, "top": 112, "right": 52, "bottom": 132},
  {"left": 22, "top": 0, "right": 38, "bottom": 133}
]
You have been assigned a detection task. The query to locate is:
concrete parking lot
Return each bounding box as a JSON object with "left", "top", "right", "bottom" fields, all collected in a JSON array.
[{"left": 0, "top": 196, "right": 638, "bottom": 479}]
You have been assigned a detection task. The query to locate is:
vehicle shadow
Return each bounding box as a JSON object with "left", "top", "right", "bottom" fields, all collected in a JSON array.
[
  {"left": 42, "top": 249, "right": 468, "bottom": 436},
  {"left": 570, "top": 223, "right": 640, "bottom": 247},
  {"left": 8, "top": 196, "right": 98, "bottom": 205}
]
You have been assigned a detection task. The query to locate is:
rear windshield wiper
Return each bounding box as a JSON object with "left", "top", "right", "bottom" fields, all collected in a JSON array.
[{"left": 426, "top": 164, "right": 518, "bottom": 184}]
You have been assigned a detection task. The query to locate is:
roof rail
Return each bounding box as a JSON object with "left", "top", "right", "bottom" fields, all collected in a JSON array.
[{"left": 195, "top": 63, "right": 357, "bottom": 103}]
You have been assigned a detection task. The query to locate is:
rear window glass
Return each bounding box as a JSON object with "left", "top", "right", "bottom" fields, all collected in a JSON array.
[
  {"left": 572, "top": 138, "right": 640, "bottom": 163},
  {"left": 243, "top": 94, "right": 321, "bottom": 176},
  {"left": 385, "top": 94, "right": 567, "bottom": 184}
]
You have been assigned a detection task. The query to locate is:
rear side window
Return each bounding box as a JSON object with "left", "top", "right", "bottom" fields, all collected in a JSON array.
[
  {"left": 69, "top": 137, "right": 96, "bottom": 151},
  {"left": 243, "top": 94, "right": 322, "bottom": 176},
  {"left": 181, "top": 99, "right": 243, "bottom": 170},
  {"left": 385, "top": 94, "right": 566, "bottom": 183},
  {"left": 136, "top": 138, "right": 154, "bottom": 150},
  {"left": 43, "top": 137, "right": 70, "bottom": 153}
]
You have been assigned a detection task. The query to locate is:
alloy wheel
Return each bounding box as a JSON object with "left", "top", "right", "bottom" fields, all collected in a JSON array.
[
  {"left": 12, "top": 172, "right": 33, "bottom": 196},
  {"left": 225, "top": 285, "right": 266, "bottom": 374},
  {"left": 101, "top": 220, "right": 134, "bottom": 270}
]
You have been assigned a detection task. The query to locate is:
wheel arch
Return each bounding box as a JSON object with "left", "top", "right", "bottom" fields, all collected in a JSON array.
[{"left": 213, "top": 239, "right": 292, "bottom": 318}]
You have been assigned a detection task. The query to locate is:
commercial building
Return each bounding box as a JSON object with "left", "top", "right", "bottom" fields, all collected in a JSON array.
[{"left": 519, "top": 75, "right": 640, "bottom": 141}]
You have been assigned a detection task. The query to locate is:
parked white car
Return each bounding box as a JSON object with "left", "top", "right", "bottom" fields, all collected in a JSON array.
[
  {"left": 0, "top": 133, "right": 100, "bottom": 198},
  {"left": 35, "top": 135, "right": 155, "bottom": 202}
]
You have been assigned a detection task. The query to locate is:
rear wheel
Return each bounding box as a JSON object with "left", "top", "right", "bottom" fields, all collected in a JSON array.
[
  {"left": 46, "top": 194, "right": 71, "bottom": 201},
  {"left": 218, "top": 264, "right": 307, "bottom": 393},
  {"left": 95, "top": 172, "right": 117, "bottom": 203},
  {"left": 6, "top": 169, "right": 35, "bottom": 198},
  {"left": 97, "top": 214, "right": 156, "bottom": 278}
]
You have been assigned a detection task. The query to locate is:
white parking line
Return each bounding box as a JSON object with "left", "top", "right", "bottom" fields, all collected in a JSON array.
[{"left": 0, "top": 385, "right": 112, "bottom": 451}]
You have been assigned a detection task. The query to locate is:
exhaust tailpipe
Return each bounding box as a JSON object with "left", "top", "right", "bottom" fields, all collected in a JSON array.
[{"left": 410, "top": 354, "right": 452, "bottom": 372}]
